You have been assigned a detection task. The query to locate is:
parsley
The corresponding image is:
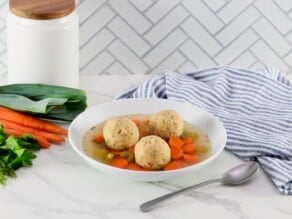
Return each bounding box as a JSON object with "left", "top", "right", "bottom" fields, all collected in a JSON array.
[{"left": 0, "top": 125, "right": 40, "bottom": 185}]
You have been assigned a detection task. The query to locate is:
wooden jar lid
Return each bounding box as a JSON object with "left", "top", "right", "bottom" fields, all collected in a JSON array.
[{"left": 9, "top": 0, "right": 75, "bottom": 20}]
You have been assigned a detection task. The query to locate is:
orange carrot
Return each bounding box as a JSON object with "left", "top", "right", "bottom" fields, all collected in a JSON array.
[
  {"left": 0, "top": 119, "right": 64, "bottom": 143},
  {"left": 170, "top": 145, "right": 183, "bottom": 159},
  {"left": 109, "top": 149, "right": 124, "bottom": 155},
  {"left": 182, "top": 136, "right": 193, "bottom": 144},
  {"left": 128, "top": 163, "right": 144, "bottom": 171},
  {"left": 0, "top": 106, "right": 67, "bottom": 135},
  {"left": 168, "top": 136, "right": 183, "bottom": 148},
  {"left": 132, "top": 118, "right": 141, "bottom": 126},
  {"left": 182, "top": 143, "right": 196, "bottom": 154},
  {"left": 183, "top": 154, "right": 199, "bottom": 163},
  {"left": 164, "top": 161, "right": 181, "bottom": 170},
  {"left": 144, "top": 119, "right": 150, "bottom": 126},
  {"left": 3, "top": 128, "right": 50, "bottom": 148},
  {"left": 139, "top": 130, "right": 147, "bottom": 138},
  {"left": 129, "top": 145, "right": 135, "bottom": 153},
  {"left": 93, "top": 133, "right": 104, "bottom": 143},
  {"left": 109, "top": 158, "right": 129, "bottom": 169}
]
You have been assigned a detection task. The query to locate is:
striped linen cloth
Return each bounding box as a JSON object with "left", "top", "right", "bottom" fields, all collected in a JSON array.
[{"left": 116, "top": 66, "right": 292, "bottom": 195}]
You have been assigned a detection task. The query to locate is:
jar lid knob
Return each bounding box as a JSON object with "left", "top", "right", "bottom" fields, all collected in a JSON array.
[{"left": 9, "top": 0, "right": 75, "bottom": 20}]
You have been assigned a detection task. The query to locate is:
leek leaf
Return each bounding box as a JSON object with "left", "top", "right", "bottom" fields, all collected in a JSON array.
[{"left": 0, "top": 84, "right": 87, "bottom": 122}]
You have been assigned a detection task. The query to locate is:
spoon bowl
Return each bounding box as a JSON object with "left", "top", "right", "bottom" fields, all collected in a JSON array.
[
  {"left": 140, "top": 161, "right": 259, "bottom": 212},
  {"left": 222, "top": 161, "right": 259, "bottom": 185}
]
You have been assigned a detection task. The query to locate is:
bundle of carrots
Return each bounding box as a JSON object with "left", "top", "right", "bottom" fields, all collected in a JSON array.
[{"left": 0, "top": 106, "right": 67, "bottom": 148}]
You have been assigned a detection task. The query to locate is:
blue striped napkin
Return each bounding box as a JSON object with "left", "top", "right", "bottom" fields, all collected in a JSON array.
[{"left": 116, "top": 66, "right": 292, "bottom": 195}]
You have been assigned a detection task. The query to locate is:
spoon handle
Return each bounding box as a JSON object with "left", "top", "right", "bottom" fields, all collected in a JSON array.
[{"left": 140, "top": 178, "right": 222, "bottom": 212}]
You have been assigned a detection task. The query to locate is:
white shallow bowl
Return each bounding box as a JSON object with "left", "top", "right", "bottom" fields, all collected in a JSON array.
[{"left": 68, "top": 98, "right": 227, "bottom": 182}]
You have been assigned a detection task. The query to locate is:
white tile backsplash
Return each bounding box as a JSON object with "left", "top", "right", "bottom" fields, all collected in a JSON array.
[{"left": 0, "top": 0, "right": 292, "bottom": 78}]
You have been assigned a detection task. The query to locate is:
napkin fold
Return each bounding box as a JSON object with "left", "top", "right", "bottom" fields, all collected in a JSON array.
[{"left": 116, "top": 66, "right": 292, "bottom": 195}]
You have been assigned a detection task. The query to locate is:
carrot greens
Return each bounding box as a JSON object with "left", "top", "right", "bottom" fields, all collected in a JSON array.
[{"left": 0, "top": 125, "right": 40, "bottom": 185}]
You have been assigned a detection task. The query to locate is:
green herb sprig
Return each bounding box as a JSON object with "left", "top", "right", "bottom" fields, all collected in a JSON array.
[{"left": 0, "top": 125, "right": 40, "bottom": 185}]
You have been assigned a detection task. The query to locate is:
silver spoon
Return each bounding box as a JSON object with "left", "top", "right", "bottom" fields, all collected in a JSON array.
[{"left": 140, "top": 161, "right": 259, "bottom": 212}]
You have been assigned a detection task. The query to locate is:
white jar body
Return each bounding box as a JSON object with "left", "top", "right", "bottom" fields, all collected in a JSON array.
[{"left": 7, "top": 11, "right": 79, "bottom": 88}]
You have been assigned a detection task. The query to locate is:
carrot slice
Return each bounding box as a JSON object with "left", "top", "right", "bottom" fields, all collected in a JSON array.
[
  {"left": 144, "top": 119, "right": 150, "bottom": 126},
  {"left": 182, "top": 136, "right": 193, "bottom": 144},
  {"left": 183, "top": 154, "right": 200, "bottom": 163},
  {"left": 109, "top": 149, "right": 124, "bottom": 155},
  {"left": 132, "top": 118, "right": 141, "bottom": 126},
  {"left": 139, "top": 130, "right": 147, "bottom": 138},
  {"left": 128, "top": 145, "right": 135, "bottom": 153},
  {"left": 164, "top": 161, "right": 181, "bottom": 170},
  {"left": 128, "top": 163, "right": 144, "bottom": 171},
  {"left": 170, "top": 146, "right": 183, "bottom": 159},
  {"left": 0, "top": 106, "right": 67, "bottom": 135},
  {"left": 182, "top": 143, "right": 196, "bottom": 154},
  {"left": 109, "top": 158, "right": 128, "bottom": 169},
  {"left": 168, "top": 136, "right": 183, "bottom": 148},
  {"left": 93, "top": 133, "right": 104, "bottom": 143}
]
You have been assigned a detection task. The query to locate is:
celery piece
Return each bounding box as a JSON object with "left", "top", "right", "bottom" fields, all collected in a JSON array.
[
  {"left": 106, "top": 152, "right": 114, "bottom": 161},
  {"left": 94, "top": 148, "right": 109, "bottom": 162},
  {"left": 120, "top": 151, "right": 134, "bottom": 162}
]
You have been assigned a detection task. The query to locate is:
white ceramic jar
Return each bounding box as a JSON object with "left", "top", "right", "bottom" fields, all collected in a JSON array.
[{"left": 7, "top": 0, "right": 79, "bottom": 88}]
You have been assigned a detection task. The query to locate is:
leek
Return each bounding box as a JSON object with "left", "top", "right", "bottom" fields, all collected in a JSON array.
[{"left": 0, "top": 84, "right": 87, "bottom": 122}]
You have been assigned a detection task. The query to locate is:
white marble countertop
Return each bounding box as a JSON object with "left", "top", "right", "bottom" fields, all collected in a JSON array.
[{"left": 0, "top": 75, "right": 291, "bottom": 219}]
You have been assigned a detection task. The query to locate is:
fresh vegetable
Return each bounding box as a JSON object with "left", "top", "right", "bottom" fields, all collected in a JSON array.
[
  {"left": 0, "top": 106, "right": 68, "bottom": 147},
  {"left": 0, "top": 84, "right": 87, "bottom": 121},
  {"left": 3, "top": 128, "right": 50, "bottom": 148},
  {"left": 0, "top": 119, "right": 65, "bottom": 143},
  {"left": 0, "top": 125, "right": 40, "bottom": 185},
  {"left": 0, "top": 106, "right": 67, "bottom": 135}
]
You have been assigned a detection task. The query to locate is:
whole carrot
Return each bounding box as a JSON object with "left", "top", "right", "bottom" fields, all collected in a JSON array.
[
  {"left": 0, "top": 106, "right": 67, "bottom": 135},
  {"left": 3, "top": 128, "right": 51, "bottom": 148},
  {"left": 0, "top": 119, "right": 64, "bottom": 143}
]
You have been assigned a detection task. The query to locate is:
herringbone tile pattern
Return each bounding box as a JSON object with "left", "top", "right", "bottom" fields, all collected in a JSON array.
[{"left": 0, "top": 0, "right": 292, "bottom": 80}]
